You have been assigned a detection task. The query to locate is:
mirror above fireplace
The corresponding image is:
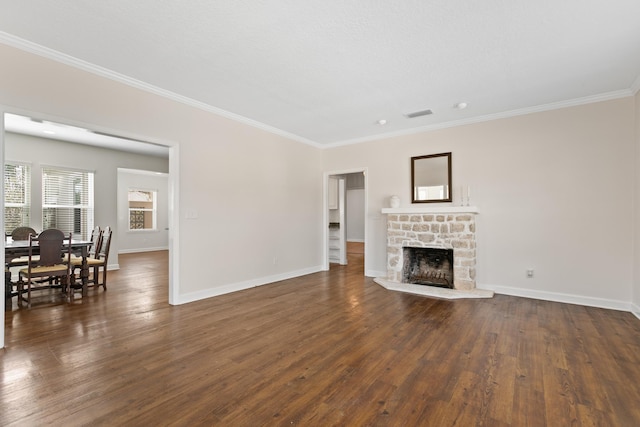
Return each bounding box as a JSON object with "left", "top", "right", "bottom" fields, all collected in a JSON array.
[{"left": 411, "top": 152, "right": 452, "bottom": 203}]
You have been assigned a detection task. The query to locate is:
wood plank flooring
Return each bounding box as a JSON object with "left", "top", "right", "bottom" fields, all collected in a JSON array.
[{"left": 2, "top": 250, "right": 640, "bottom": 426}]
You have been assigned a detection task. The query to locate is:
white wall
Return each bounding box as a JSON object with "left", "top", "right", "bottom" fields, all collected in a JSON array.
[
  {"left": 0, "top": 39, "right": 637, "bottom": 351},
  {"left": 117, "top": 169, "right": 169, "bottom": 253},
  {"left": 346, "top": 189, "right": 365, "bottom": 241},
  {"left": 0, "top": 43, "right": 323, "bottom": 306},
  {"left": 323, "top": 98, "right": 636, "bottom": 309},
  {"left": 4, "top": 132, "right": 169, "bottom": 269}
]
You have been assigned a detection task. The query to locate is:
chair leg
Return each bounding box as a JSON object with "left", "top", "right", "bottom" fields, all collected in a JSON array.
[
  {"left": 27, "top": 281, "right": 32, "bottom": 308},
  {"left": 17, "top": 280, "right": 31, "bottom": 308},
  {"left": 93, "top": 266, "right": 99, "bottom": 287},
  {"left": 64, "top": 273, "right": 72, "bottom": 302},
  {"left": 101, "top": 265, "right": 107, "bottom": 291},
  {"left": 63, "top": 273, "right": 70, "bottom": 300},
  {"left": 5, "top": 270, "right": 12, "bottom": 310},
  {"left": 17, "top": 279, "right": 22, "bottom": 307}
]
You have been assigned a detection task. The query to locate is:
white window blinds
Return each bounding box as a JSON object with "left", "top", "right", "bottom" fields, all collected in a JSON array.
[
  {"left": 42, "top": 167, "right": 94, "bottom": 240},
  {"left": 4, "top": 162, "right": 31, "bottom": 234}
]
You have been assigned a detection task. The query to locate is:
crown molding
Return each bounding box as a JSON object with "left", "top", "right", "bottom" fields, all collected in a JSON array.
[
  {"left": 0, "top": 32, "right": 323, "bottom": 149},
  {"left": 1, "top": 31, "right": 636, "bottom": 151},
  {"left": 326, "top": 89, "right": 634, "bottom": 148}
]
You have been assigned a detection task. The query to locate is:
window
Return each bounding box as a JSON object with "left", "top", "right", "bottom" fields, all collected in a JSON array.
[
  {"left": 42, "top": 167, "right": 94, "bottom": 240},
  {"left": 4, "top": 162, "right": 31, "bottom": 234},
  {"left": 415, "top": 185, "right": 446, "bottom": 201},
  {"left": 128, "top": 189, "right": 156, "bottom": 231}
]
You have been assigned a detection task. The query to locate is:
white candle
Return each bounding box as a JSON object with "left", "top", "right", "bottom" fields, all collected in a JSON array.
[{"left": 467, "top": 185, "right": 471, "bottom": 199}]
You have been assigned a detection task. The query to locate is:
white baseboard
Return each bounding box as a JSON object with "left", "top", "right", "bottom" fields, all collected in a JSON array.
[
  {"left": 176, "top": 265, "right": 324, "bottom": 305},
  {"left": 347, "top": 239, "right": 365, "bottom": 243},
  {"left": 366, "top": 269, "right": 386, "bottom": 278},
  {"left": 478, "top": 283, "right": 632, "bottom": 312},
  {"left": 632, "top": 302, "right": 640, "bottom": 320},
  {"left": 119, "top": 246, "right": 169, "bottom": 254}
]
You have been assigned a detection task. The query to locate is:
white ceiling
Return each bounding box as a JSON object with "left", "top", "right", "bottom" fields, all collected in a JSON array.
[{"left": 1, "top": 1, "right": 639, "bottom": 147}]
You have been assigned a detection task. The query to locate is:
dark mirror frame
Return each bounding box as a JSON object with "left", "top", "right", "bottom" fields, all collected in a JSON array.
[{"left": 411, "top": 152, "right": 452, "bottom": 203}]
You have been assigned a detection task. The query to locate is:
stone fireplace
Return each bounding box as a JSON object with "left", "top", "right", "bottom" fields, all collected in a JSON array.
[{"left": 383, "top": 207, "right": 478, "bottom": 291}]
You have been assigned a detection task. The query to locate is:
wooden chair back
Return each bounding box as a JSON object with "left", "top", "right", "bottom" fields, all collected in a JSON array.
[
  {"left": 30, "top": 228, "right": 68, "bottom": 267},
  {"left": 97, "top": 226, "right": 112, "bottom": 261},
  {"left": 11, "top": 226, "right": 37, "bottom": 241},
  {"left": 88, "top": 226, "right": 102, "bottom": 258}
]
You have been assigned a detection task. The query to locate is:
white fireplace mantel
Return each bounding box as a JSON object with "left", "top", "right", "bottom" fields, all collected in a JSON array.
[{"left": 381, "top": 206, "right": 479, "bottom": 215}]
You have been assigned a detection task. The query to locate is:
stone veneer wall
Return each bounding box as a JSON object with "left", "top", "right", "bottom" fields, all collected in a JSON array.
[{"left": 386, "top": 213, "right": 477, "bottom": 290}]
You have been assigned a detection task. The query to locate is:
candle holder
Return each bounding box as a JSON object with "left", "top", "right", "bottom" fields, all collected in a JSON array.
[{"left": 458, "top": 186, "right": 471, "bottom": 206}]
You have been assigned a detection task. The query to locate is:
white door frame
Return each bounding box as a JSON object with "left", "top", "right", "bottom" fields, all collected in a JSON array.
[
  {"left": 322, "top": 167, "right": 368, "bottom": 273},
  {"left": 0, "top": 105, "right": 180, "bottom": 348}
]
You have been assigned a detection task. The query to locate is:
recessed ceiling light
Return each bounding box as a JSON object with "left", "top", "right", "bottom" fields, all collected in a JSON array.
[
  {"left": 454, "top": 102, "right": 468, "bottom": 110},
  {"left": 377, "top": 119, "right": 387, "bottom": 125}
]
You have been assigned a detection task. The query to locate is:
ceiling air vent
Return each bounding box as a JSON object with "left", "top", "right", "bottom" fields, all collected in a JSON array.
[{"left": 405, "top": 109, "right": 433, "bottom": 119}]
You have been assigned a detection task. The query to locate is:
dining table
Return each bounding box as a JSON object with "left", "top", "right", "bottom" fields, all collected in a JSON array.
[{"left": 4, "top": 238, "right": 93, "bottom": 307}]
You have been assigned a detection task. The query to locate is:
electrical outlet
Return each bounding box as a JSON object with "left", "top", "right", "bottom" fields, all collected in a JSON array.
[{"left": 526, "top": 269, "right": 534, "bottom": 278}]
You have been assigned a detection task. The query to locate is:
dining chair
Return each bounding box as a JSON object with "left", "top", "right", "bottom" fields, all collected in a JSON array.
[
  {"left": 68, "top": 226, "right": 101, "bottom": 263},
  {"left": 11, "top": 226, "right": 37, "bottom": 241},
  {"left": 4, "top": 227, "right": 37, "bottom": 307},
  {"left": 17, "top": 229, "right": 72, "bottom": 308},
  {"left": 8, "top": 226, "right": 39, "bottom": 266},
  {"left": 71, "top": 226, "right": 112, "bottom": 292}
]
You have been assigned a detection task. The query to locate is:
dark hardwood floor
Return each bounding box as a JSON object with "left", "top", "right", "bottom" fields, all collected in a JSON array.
[{"left": 2, "top": 250, "right": 640, "bottom": 426}]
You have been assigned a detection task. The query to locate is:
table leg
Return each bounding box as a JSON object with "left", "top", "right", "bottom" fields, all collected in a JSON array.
[
  {"left": 68, "top": 246, "right": 89, "bottom": 301},
  {"left": 5, "top": 267, "right": 11, "bottom": 310},
  {"left": 80, "top": 246, "right": 89, "bottom": 297}
]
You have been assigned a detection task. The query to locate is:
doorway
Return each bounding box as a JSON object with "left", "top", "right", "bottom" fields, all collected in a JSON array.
[
  {"left": 324, "top": 169, "right": 367, "bottom": 274},
  {"left": 344, "top": 172, "right": 366, "bottom": 270},
  {"left": 1, "top": 109, "right": 179, "bottom": 348},
  {"left": 117, "top": 168, "right": 169, "bottom": 254}
]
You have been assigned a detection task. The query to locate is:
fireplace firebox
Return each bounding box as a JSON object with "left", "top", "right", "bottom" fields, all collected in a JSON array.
[{"left": 402, "top": 247, "right": 454, "bottom": 288}]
